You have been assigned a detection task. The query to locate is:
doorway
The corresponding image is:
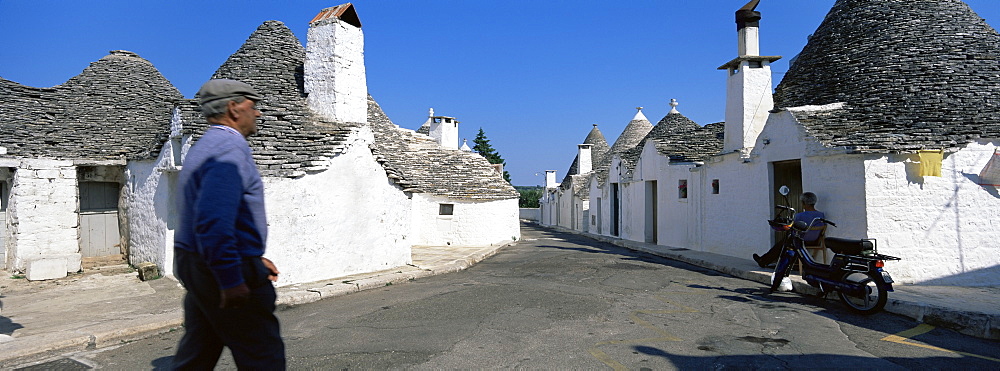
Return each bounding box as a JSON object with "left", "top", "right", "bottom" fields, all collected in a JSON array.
[
  {"left": 644, "top": 181, "right": 657, "bottom": 244},
  {"left": 594, "top": 197, "right": 602, "bottom": 234},
  {"left": 79, "top": 181, "right": 123, "bottom": 259},
  {"left": 772, "top": 160, "right": 803, "bottom": 213},
  {"left": 611, "top": 183, "right": 620, "bottom": 236}
]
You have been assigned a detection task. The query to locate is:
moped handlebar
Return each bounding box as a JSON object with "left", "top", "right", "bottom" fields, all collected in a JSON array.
[
  {"left": 819, "top": 218, "right": 837, "bottom": 228},
  {"left": 775, "top": 205, "right": 795, "bottom": 211}
]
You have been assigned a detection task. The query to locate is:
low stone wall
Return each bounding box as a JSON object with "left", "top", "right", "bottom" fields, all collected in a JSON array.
[{"left": 519, "top": 208, "right": 540, "bottom": 221}]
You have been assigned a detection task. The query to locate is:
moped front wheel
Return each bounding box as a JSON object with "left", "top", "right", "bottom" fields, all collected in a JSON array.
[
  {"left": 769, "top": 258, "right": 794, "bottom": 292},
  {"left": 838, "top": 272, "right": 887, "bottom": 314}
]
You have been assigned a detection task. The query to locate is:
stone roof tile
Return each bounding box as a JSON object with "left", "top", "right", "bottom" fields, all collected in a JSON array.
[
  {"left": 183, "top": 20, "right": 357, "bottom": 178},
  {"left": 560, "top": 124, "right": 609, "bottom": 196},
  {"left": 368, "top": 97, "right": 518, "bottom": 201},
  {"left": 594, "top": 111, "right": 654, "bottom": 185},
  {"left": 773, "top": 0, "right": 1000, "bottom": 152},
  {"left": 0, "top": 50, "right": 182, "bottom": 161}
]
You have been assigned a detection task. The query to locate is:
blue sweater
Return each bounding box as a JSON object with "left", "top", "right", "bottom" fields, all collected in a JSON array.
[
  {"left": 794, "top": 210, "right": 825, "bottom": 242},
  {"left": 175, "top": 125, "right": 268, "bottom": 289}
]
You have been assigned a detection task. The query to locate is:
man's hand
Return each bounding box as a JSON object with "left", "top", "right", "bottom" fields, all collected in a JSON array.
[
  {"left": 261, "top": 257, "right": 280, "bottom": 282},
  {"left": 220, "top": 283, "right": 250, "bottom": 309}
]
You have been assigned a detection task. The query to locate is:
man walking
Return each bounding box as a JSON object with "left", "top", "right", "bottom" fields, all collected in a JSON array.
[{"left": 172, "top": 79, "right": 285, "bottom": 370}]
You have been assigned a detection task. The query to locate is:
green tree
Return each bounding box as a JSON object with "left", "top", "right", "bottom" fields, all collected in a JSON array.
[
  {"left": 472, "top": 128, "right": 511, "bottom": 182},
  {"left": 516, "top": 186, "right": 542, "bottom": 208}
]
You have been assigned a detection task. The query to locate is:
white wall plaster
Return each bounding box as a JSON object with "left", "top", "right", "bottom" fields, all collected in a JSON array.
[
  {"left": 863, "top": 141, "right": 1000, "bottom": 285},
  {"left": 264, "top": 128, "right": 411, "bottom": 286},
  {"left": 8, "top": 160, "right": 80, "bottom": 275},
  {"left": 305, "top": 18, "right": 367, "bottom": 124},
  {"left": 410, "top": 194, "right": 519, "bottom": 247}
]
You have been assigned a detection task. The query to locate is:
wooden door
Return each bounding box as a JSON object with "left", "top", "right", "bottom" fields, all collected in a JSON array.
[
  {"left": 772, "top": 160, "right": 803, "bottom": 214},
  {"left": 79, "top": 182, "right": 122, "bottom": 257}
]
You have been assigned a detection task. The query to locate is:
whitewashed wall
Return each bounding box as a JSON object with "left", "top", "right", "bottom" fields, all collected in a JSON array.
[
  {"left": 410, "top": 194, "right": 519, "bottom": 247},
  {"left": 589, "top": 176, "right": 609, "bottom": 236},
  {"left": 556, "top": 188, "right": 573, "bottom": 229},
  {"left": 265, "top": 128, "right": 411, "bottom": 286},
  {"left": 864, "top": 140, "right": 1000, "bottom": 286},
  {"left": 6, "top": 159, "right": 81, "bottom": 277},
  {"left": 124, "top": 155, "right": 177, "bottom": 277},
  {"left": 689, "top": 153, "right": 766, "bottom": 257},
  {"left": 635, "top": 143, "right": 701, "bottom": 248},
  {"left": 539, "top": 190, "right": 557, "bottom": 226},
  {"left": 519, "top": 208, "right": 540, "bottom": 221},
  {"left": 617, "top": 180, "right": 643, "bottom": 243}
]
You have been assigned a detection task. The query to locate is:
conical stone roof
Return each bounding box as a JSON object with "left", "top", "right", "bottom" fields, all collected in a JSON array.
[
  {"left": 773, "top": 0, "right": 1000, "bottom": 152},
  {"left": 622, "top": 112, "right": 723, "bottom": 169},
  {"left": 559, "top": 124, "right": 611, "bottom": 197},
  {"left": 0, "top": 50, "right": 182, "bottom": 161},
  {"left": 562, "top": 125, "right": 609, "bottom": 182},
  {"left": 594, "top": 110, "right": 654, "bottom": 185}
]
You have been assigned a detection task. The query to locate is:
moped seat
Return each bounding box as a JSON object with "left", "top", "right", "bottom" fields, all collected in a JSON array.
[{"left": 824, "top": 237, "right": 873, "bottom": 256}]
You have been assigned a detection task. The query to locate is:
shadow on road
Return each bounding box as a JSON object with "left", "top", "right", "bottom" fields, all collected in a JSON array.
[{"left": 524, "top": 223, "right": 1000, "bottom": 366}]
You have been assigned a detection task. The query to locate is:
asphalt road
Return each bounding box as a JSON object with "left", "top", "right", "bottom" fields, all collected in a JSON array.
[{"left": 19, "top": 224, "right": 1000, "bottom": 370}]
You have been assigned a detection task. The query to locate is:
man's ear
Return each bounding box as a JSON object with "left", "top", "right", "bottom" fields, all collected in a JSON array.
[{"left": 226, "top": 100, "right": 240, "bottom": 118}]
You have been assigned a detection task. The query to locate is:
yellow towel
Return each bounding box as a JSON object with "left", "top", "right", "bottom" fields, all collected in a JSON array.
[{"left": 918, "top": 150, "right": 943, "bottom": 177}]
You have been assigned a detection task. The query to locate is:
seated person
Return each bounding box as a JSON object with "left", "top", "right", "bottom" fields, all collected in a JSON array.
[{"left": 753, "top": 192, "right": 825, "bottom": 268}]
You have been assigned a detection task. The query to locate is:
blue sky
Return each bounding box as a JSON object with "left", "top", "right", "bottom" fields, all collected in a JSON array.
[{"left": 2, "top": 0, "right": 998, "bottom": 186}]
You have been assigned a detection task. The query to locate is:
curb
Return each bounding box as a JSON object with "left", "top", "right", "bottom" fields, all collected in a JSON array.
[
  {"left": 0, "top": 311, "right": 184, "bottom": 367},
  {"left": 0, "top": 241, "right": 514, "bottom": 367}
]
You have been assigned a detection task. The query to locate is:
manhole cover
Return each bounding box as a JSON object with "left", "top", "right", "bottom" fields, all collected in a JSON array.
[{"left": 17, "top": 358, "right": 90, "bottom": 370}]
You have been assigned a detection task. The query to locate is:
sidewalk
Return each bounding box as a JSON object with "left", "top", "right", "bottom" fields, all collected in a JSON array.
[{"left": 0, "top": 243, "right": 506, "bottom": 366}]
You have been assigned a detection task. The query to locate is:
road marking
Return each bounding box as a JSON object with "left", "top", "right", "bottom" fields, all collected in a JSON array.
[
  {"left": 587, "top": 348, "right": 628, "bottom": 371},
  {"left": 881, "top": 324, "right": 1000, "bottom": 363},
  {"left": 589, "top": 294, "right": 696, "bottom": 369}
]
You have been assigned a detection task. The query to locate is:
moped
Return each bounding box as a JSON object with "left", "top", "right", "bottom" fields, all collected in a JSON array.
[{"left": 768, "top": 186, "right": 901, "bottom": 314}]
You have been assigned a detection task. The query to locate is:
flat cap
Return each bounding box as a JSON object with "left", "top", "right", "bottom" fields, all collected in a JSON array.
[{"left": 197, "top": 79, "right": 262, "bottom": 106}]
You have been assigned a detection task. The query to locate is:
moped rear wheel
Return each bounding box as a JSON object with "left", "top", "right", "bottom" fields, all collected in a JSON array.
[{"left": 838, "top": 272, "right": 887, "bottom": 314}]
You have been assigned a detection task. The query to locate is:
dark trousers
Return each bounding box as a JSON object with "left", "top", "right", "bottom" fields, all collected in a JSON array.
[
  {"left": 172, "top": 249, "right": 285, "bottom": 370},
  {"left": 758, "top": 233, "right": 789, "bottom": 265},
  {"left": 759, "top": 234, "right": 810, "bottom": 266}
]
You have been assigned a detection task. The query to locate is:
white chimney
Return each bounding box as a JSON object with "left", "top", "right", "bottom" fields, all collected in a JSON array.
[
  {"left": 429, "top": 115, "right": 459, "bottom": 150},
  {"left": 577, "top": 144, "right": 593, "bottom": 174},
  {"left": 545, "top": 170, "right": 558, "bottom": 188},
  {"left": 718, "top": 0, "right": 780, "bottom": 153},
  {"left": 305, "top": 3, "right": 367, "bottom": 124}
]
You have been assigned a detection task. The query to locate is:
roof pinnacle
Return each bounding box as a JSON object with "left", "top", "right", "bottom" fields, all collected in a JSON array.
[{"left": 669, "top": 98, "right": 680, "bottom": 114}]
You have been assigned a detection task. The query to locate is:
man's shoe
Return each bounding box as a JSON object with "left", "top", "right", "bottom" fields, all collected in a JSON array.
[{"left": 753, "top": 254, "right": 767, "bottom": 268}]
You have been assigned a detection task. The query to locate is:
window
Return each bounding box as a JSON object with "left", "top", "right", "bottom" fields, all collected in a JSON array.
[
  {"left": 439, "top": 203, "right": 454, "bottom": 215},
  {"left": 712, "top": 179, "right": 720, "bottom": 194},
  {"left": 678, "top": 180, "right": 688, "bottom": 199},
  {"left": 171, "top": 137, "right": 183, "bottom": 167}
]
